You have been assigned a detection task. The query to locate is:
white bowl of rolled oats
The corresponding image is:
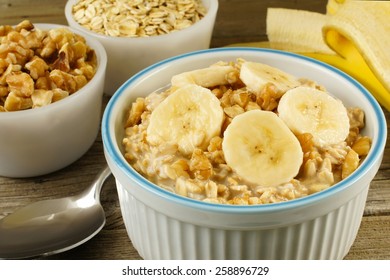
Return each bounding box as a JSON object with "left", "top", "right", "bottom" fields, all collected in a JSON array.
[
  {"left": 65, "top": 0, "right": 218, "bottom": 96},
  {"left": 102, "top": 48, "right": 387, "bottom": 259},
  {"left": 0, "top": 21, "right": 107, "bottom": 177}
]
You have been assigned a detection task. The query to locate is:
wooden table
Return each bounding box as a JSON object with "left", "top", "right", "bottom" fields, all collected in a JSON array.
[{"left": 0, "top": 0, "right": 389, "bottom": 260}]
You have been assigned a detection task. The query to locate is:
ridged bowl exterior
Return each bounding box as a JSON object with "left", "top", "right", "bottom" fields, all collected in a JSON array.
[{"left": 116, "top": 180, "right": 368, "bottom": 260}]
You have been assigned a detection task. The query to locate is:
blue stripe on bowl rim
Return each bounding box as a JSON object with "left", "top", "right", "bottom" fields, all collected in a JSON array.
[{"left": 102, "top": 47, "right": 387, "bottom": 214}]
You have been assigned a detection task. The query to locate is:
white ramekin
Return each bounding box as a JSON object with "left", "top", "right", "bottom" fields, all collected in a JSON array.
[
  {"left": 102, "top": 48, "right": 387, "bottom": 259},
  {"left": 65, "top": 0, "right": 218, "bottom": 95},
  {"left": 0, "top": 23, "right": 107, "bottom": 177}
]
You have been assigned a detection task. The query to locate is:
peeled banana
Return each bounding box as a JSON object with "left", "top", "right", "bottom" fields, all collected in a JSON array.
[
  {"left": 266, "top": 8, "right": 335, "bottom": 54},
  {"left": 322, "top": 1, "right": 390, "bottom": 111}
]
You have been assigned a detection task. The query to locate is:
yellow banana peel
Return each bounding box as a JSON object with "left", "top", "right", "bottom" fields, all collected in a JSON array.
[
  {"left": 230, "top": 0, "right": 390, "bottom": 111},
  {"left": 303, "top": 51, "right": 390, "bottom": 112},
  {"left": 323, "top": 1, "right": 390, "bottom": 111}
]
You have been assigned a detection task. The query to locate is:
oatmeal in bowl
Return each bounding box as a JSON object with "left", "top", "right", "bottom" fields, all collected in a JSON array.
[
  {"left": 121, "top": 58, "right": 372, "bottom": 205},
  {"left": 102, "top": 48, "right": 386, "bottom": 259}
]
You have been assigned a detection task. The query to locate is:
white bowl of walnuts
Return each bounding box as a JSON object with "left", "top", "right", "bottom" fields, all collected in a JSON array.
[{"left": 0, "top": 21, "right": 107, "bottom": 177}]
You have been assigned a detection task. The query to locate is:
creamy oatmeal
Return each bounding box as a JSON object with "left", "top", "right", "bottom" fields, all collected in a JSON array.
[{"left": 122, "top": 59, "right": 371, "bottom": 205}]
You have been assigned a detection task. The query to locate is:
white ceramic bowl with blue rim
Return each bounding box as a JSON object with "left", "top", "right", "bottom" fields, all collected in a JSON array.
[{"left": 102, "top": 47, "right": 387, "bottom": 259}]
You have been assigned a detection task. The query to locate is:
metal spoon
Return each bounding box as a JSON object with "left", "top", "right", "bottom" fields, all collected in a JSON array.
[{"left": 0, "top": 165, "right": 112, "bottom": 259}]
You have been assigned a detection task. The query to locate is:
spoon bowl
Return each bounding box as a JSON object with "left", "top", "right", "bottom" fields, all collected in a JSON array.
[{"left": 0, "top": 166, "right": 111, "bottom": 259}]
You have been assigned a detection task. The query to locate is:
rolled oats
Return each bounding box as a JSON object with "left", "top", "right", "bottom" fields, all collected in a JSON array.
[
  {"left": 72, "top": 0, "right": 207, "bottom": 37},
  {"left": 122, "top": 60, "right": 372, "bottom": 205},
  {"left": 0, "top": 20, "right": 97, "bottom": 112}
]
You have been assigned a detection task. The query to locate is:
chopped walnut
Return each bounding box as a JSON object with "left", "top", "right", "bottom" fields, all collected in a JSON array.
[
  {"left": 190, "top": 149, "right": 213, "bottom": 180},
  {"left": 352, "top": 136, "right": 371, "bottom": 156},
  {"left": 4, "top": 91, "right": 33, "bottom": 111},
  {"left": 256, "top": 83, "right": 282, "bottom": 111},
  {"left": 348, "top": 107, "right": 365, "bottom": 129},
  {"left": 126, "top": 98, "right": 146, "bottom": 127},
  {"left": 166, "top": 159, "right": 190, "bottom": 180},
  {"left": 6, "top": 72, "right": 34, "bottom": 97},
  {"left": 25, "top": 56, "right": 49, "bottom": 80},
  {"left": 342, "top": 149, "right": 360, "bottom": 179},
  {"left": 31, "top": 89, "right": 53, "bottom": 108},
  {"left": 223, "top": 104, "right": 245, "bottom": 118}
]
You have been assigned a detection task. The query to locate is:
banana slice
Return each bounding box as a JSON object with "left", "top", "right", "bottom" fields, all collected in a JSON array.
[
  {"left": 147, "top": 84, "right": 224, "bottom": 155},
  {"left": 222, "top": 110, "right": 303, "bottom": 187},
  {"left": 171, "top": 65, "right": 236, "bottom": 88},
  {"left": 278, "top": 86, "right": 350, "bottom": 146},
  {"left": 239, "top": 61, "right": 300, "bottom": 94}
]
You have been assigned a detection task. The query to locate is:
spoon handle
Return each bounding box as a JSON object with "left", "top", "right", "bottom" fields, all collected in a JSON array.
[{"left": 89, "top": 165, "right": 112, "bottom": 203}]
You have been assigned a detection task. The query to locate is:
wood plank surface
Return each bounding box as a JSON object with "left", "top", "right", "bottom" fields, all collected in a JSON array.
[{"left": 0, "top": 0, "right": 389, "bottom": 260}]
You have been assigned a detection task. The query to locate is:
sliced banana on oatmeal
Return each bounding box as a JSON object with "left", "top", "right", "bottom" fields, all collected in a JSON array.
[
  {"left": 147, "top": 84, "right": 224, "bottom": 155},
  {"left": 222, "top": 110, "right": 303, "bottom": 187},
  {"left": 171, "top": 64, "right": 236, "bottom": 88},
  {"left": 278, "top": 86, "right": 350, "bottom": 146},
  {"left": 239, "top": 61, "right": 300, "bottom": 93}
]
